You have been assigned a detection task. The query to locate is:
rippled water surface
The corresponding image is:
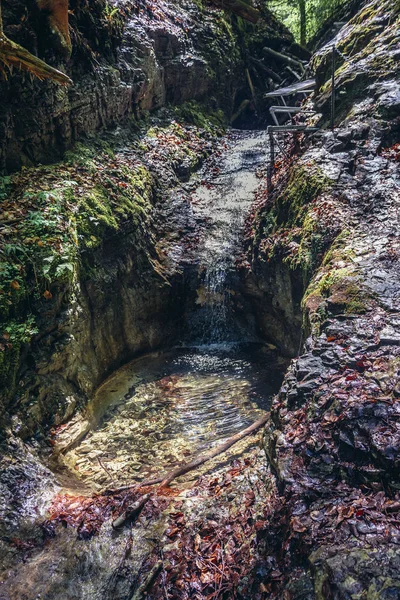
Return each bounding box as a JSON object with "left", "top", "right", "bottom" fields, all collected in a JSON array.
[{"left": 61, "top": 344, "right": 287, "bottom": 489}]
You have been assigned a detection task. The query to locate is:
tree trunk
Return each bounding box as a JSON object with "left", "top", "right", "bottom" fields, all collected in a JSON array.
[
  {"left": 211, "top": 0, "right": 260, "bottom": 24},
  {"left": 37, "top": 0, "right": 71, "bottom": 57},
  {"left": 298, "top": 0, "right": 307, "bottom": 47}
]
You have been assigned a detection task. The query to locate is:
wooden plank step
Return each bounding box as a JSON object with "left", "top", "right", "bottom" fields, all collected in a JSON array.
[
  {"left": 270, "top": 106, "right": 303, "bottom": 113},
  {"left": 267, "top": 125, "right": 320, "bottom": 132},
  {"left": 269, "top": 106, "right": 316, "bottom": 125},
  {"left": 264, "top": 79, "right": 315, "bottom": 98}
]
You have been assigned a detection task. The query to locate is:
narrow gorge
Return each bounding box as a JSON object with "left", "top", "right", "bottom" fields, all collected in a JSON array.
[{"left": 0, "top": 1, "right": 399, "bottom": 599}]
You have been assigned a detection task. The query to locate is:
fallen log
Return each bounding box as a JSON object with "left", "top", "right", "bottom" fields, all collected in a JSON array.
[
  {"left": 262, "top": 46, "right": 305, "bottom": 74},
  {"left": 249, "top": 57, "right": 282, "bottom": 83},
  {"left": 112, "top": 494, "right": 151, "bottom": 529},
  {"left": 130, "top": 561, "right": 163, "bottom": 600},
  {"left": 211, "top": 0, "right": 260, "bottom": 24},
  {"left": 250, "top": 56, "right": 282, "bottom": 83},
  {"left": 105, "top": 413, "right": 270, "bottom": 495},
  {"left": 159, "top": 413, "right": 269, "bottom": 486},
  {"left": 231, "top": 99, "right": 250, "bottom": 124},
  {"left": 245, "top": 68, "right": 257, "bottom": 108},
  {"left": 0, "top": 34, "right": 72, "bottom": 84}
]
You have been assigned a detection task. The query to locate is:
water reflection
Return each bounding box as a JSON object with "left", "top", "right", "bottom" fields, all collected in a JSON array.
[{"left": 60, "top": 344, "right": 287, "bottom": 489}]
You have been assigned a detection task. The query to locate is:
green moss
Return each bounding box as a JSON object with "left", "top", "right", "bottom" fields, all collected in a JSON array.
[
  {"left": 303, "top": 264, "right": 371, "bottom": 333},
  {"left": 64, "top": 140, "right": 116, "bottom": 171},
  {"left": 76, "top": 186, "right": 118, "bottom": 245},
  {"left": 174, "top": 101, "right": 226, "bottom": 133},
  {"left": 304, "top": 266, "right": 354, "bottom": 303},
  {"left": 258, "top": 163, "right": 332, "bottom": 279},
  {"left": 275, "top": 164, "right": 330, "bottom": 229}
]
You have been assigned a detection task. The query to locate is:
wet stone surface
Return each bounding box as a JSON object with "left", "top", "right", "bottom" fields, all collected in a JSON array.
[{"left": 0, "top": 130, "right": 289, "bottom": 600}]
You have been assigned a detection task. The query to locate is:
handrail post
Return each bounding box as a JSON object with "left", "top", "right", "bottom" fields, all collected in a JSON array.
[
  {"left": 331, "top": 44, "right": 336, "bottom": 131},
  {"left": 268, "top": 127, "right": 275, "bottom": 193}
]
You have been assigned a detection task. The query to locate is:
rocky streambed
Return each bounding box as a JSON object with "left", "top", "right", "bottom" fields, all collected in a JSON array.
[
  {"left": 1, "top": 0, "right": 400, "bottom": 598},
  {"left": 0, "top": 130, "right": 291, "bottom": 600}
]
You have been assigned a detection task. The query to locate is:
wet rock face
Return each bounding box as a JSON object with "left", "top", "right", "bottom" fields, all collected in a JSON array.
[
  {"left": 0, "top": 0, "right": 236, "bottom": 172},
  {"left": 244, "top": 2, "right": 400, "bottom": 597},
  {"left": 4, "top": 118, "right": 222, "bottom": 435},
  {"left": 0, "top": 0, "right": 278, "bottom": 173},
  {"left": 313, "top": 0, "right": 400, "bottom": 122},
  {"left": 0, "top": 436, "right": 57, "bottom": 571},
  {"left": 15, "top": 231, "right": 183, "bottom": 437}
]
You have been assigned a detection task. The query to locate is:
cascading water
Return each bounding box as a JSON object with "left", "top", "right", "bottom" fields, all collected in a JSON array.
[
  {"left": 0, "top": 131, "right": 289, "bottom": 600},
  {"left": 189, "top": 130, "right": 270, "bottom": 344}
]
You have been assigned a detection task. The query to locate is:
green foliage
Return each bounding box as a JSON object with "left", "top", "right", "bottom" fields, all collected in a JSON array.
[
  {"left": 267, "top": 0, "right": 348, "bottom": 44},
  {"left": 102, "top": 2, "right": 123, "bottom": 34}
]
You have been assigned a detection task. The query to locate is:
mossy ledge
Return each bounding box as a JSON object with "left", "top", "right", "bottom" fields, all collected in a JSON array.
[{"left": 0, "top": 107, "right": 224, "bottom": 413}]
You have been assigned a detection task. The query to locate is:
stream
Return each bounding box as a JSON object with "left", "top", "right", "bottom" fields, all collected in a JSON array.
[
  {"left": 1, "top": 131, "right": 288, "bottom": 600},
  {"left": 55, "top": 131, "right": 286, "bottom": 491}
]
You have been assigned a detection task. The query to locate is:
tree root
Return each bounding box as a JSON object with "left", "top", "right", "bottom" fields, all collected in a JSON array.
[{"left": 130, "top": 561, "right": 163, "bottom": 600}]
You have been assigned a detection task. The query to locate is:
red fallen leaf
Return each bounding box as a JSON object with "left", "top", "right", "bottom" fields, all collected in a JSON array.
[
  {"left": 245, "top": 490, "right": 255, "bottom": 507},
  {"left": 327, "top": 336, "right": 336, "bottom": 342},
  {"left": 291, "top": 517, "right": 308, "bottom": 533},
  {"left": 356, "top": 509, "right": 365, "bottom": 517},
  {"left": 200, "top": 570, "right": 213, "bottom": 585},
  {"left": 356, "top": 360, "right": 369, "bottom": 370},
  {"left": 346, "top": 373, "right": 358, "bottom": 381},
  {"left": 254, "top": 520, "right": 266, "bottom": 531},
  {"left": 166, "top": 526, "right": 181, "bottom": 539}
]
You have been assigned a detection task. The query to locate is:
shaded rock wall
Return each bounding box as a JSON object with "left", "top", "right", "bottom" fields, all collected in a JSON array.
[
  {"left": 237, "top": 262, "right": 304, "bottom": 357},
  {"left": 16, "top": 222, "right": 183, "bottom": 438},
  {"left": 0, "top": 0, "right": 295, "bottom": 429},
  {"left": 0, "top": 0, "right": 292, "bottom": 173},
  {"left": 1, "top": 120, "right": 215, "bottom": 434},
  {"left": 245, "top": 1, "right": 400, "bottom": 596}
]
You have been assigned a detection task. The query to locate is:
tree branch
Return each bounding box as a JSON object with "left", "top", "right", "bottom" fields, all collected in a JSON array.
[
  {"left": 0, "top": 0, "right": 72, "bottom": 85},
  {"left": 211, "top": 0, "right": 260, "bottom": 24},
  {"left": 105, "top": 413, "right": 270, "bottom": 495}
]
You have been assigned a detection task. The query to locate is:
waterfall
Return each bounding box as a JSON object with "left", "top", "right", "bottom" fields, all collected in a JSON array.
[{"left": 189, "top": 130, "right": 269, "bottom": 345}]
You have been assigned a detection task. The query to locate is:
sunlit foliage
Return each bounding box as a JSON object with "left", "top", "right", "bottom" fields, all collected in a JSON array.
[{"left": 266, "top": 0, "right": 348, "bottom": 44}]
